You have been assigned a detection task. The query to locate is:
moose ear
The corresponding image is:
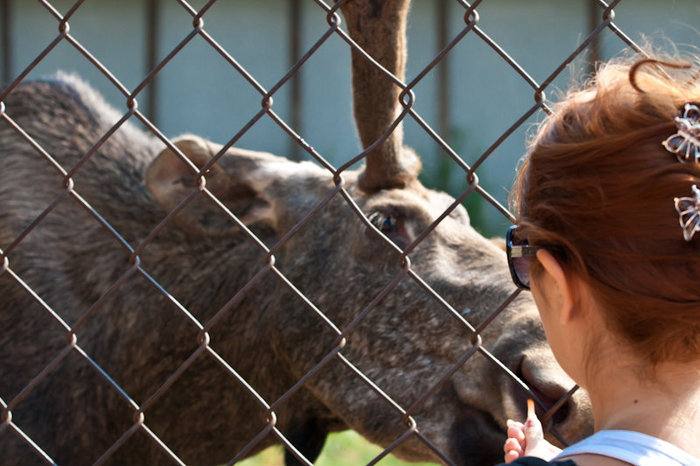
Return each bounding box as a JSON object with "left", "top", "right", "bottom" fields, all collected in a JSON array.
[
  {"left": 146, "top": 135, "right": 274, "bottom": 235},
  {"left": 146, "top": 135, "right": 228, "bottom": 210}
]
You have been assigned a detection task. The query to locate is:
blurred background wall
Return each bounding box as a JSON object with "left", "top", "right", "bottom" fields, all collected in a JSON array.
[{"left": 2, "top": 0, "right": 698, "bottom": 235}]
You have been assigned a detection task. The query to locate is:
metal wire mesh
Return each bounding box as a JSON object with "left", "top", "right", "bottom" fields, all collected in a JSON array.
[{"left": 0, "top": 0, "right": 688, "bottom": 464}]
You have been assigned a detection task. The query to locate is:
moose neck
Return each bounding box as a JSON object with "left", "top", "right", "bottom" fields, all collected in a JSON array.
[{"left": 340, "top": 0, "right": 420, "bottom": 191}]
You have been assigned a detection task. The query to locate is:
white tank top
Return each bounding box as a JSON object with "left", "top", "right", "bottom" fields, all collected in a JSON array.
[{"left": 554, "top": 430, "right": 700, "bottom": 466}]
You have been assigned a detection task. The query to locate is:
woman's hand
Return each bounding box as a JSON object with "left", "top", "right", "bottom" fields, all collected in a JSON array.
[{"left": 503, "top": 400, "right": 563, "bottom": 463}]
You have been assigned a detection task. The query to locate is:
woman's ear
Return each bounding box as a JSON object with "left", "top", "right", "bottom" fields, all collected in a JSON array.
[{"left": 536, "top": 249, "right": 576, "bottom": 324}]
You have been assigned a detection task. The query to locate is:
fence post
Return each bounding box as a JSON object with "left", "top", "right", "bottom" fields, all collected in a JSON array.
[
  {"left": 145, "top": 0, "right": 160, "bottom": 125},
  {"left": 1, "top": 0, "right": 12, "bottom": 86}
]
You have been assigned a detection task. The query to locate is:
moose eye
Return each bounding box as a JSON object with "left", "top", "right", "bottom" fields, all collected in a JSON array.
[
  {"left": 365, "top": 210, "right": 410, "bottom": 251},
  {"left": 368, "top": 211, "right": 398, "bottom": 234}
]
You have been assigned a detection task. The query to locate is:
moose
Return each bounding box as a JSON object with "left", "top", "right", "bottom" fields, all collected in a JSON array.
[{"left": 0, "top": 0, "right": 592, "bottom": 464}]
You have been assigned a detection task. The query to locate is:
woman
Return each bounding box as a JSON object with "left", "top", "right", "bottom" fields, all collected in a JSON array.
[{"left": 501, "top": 57, "right": 700, "bottom": 465}]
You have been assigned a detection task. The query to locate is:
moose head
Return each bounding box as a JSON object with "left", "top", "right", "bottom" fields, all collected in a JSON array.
[{"left": 0, "top": 0, "right": 592, "bottom": 464}]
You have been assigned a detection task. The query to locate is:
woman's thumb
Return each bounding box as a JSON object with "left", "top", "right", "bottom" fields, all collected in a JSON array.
[
  {"left": 524, "top": 399, "right": 544, "bottom": 445},
  {"left": 524, "top": 412, "right": 543, "bottom": 439}
]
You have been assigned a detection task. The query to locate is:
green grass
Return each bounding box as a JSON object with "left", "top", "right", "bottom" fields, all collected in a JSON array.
[{"left": 237, "top": 430, "right": 440, "bottom": 466}]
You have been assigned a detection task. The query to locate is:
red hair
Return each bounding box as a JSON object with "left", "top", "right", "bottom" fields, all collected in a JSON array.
[{"left": 512, "top": 58, "right": 700, "bottom": 365}]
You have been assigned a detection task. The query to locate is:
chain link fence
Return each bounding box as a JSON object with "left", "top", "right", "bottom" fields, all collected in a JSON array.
[{"left": 0, "top": 0, "right": 696, "bottom": 465}]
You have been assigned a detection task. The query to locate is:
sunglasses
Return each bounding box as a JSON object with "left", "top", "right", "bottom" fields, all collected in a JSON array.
[{"left": 506, "top": 225, "right": 542, "bottom": 290}]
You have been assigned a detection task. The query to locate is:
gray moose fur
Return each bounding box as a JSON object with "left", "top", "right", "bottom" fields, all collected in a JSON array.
[{"left": 0, "top": 0, "right": 592, "bottom": 464}]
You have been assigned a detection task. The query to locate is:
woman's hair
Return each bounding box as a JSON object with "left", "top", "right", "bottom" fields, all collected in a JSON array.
[{"left": 512, "top": 56, "right": 700, "bottom": 366}]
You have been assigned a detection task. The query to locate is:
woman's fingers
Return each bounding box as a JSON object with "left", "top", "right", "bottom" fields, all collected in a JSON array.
[
  {"left": 504, "top": 437, "right": 524, "bottom": 463},
  {"left": 506, "top": 419, "right": 526, "bottom": 443},
  {"left": 504, "top": 448, "right": 523, "bottom": 463}
]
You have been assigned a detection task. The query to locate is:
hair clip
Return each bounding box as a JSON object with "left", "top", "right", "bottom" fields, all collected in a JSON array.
[
  {"left": 662, "top": 103, "right": 700, "bottom": 163},
  {"left": 674, "top": 184, "right": 700, "bottom": 242}
]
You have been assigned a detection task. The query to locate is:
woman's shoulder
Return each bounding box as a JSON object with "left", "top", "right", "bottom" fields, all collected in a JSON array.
[
  {"left": 557, "top": 453, "right": 631, "bottom": 466},
  {"left": 495, "top": 457, "right": 577, "bottom": 466},
  {"left": 496, "top": 454, "right": 626, "bottom": 466}
]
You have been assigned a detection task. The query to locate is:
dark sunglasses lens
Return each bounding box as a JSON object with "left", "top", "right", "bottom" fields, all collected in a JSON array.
[
  {"left": 511, "top": 256, "right": 531, "bottom": 289},
  {"left": 507, "top": 226, "right": 532, "bottom": 290}
]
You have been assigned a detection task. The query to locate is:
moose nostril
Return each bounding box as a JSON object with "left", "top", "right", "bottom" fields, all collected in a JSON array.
[
  {"left": 550, "top": 396, "right": 571, "bottom": 426},
  {"left": 517, "top": 356, "right": 575, "bottom": 428}
]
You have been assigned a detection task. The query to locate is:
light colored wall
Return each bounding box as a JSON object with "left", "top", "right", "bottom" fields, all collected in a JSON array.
[
  {"left": 9, "top": 1, "right": 150, "bottom": 110},
  {"left": 3, "top": 0, "right": 699, "bottom": 233}
]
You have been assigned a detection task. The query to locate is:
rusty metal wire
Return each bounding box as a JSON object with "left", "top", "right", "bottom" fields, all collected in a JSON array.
[{"left": 0, "top": 0, "right": 672, "bottom": 464}]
